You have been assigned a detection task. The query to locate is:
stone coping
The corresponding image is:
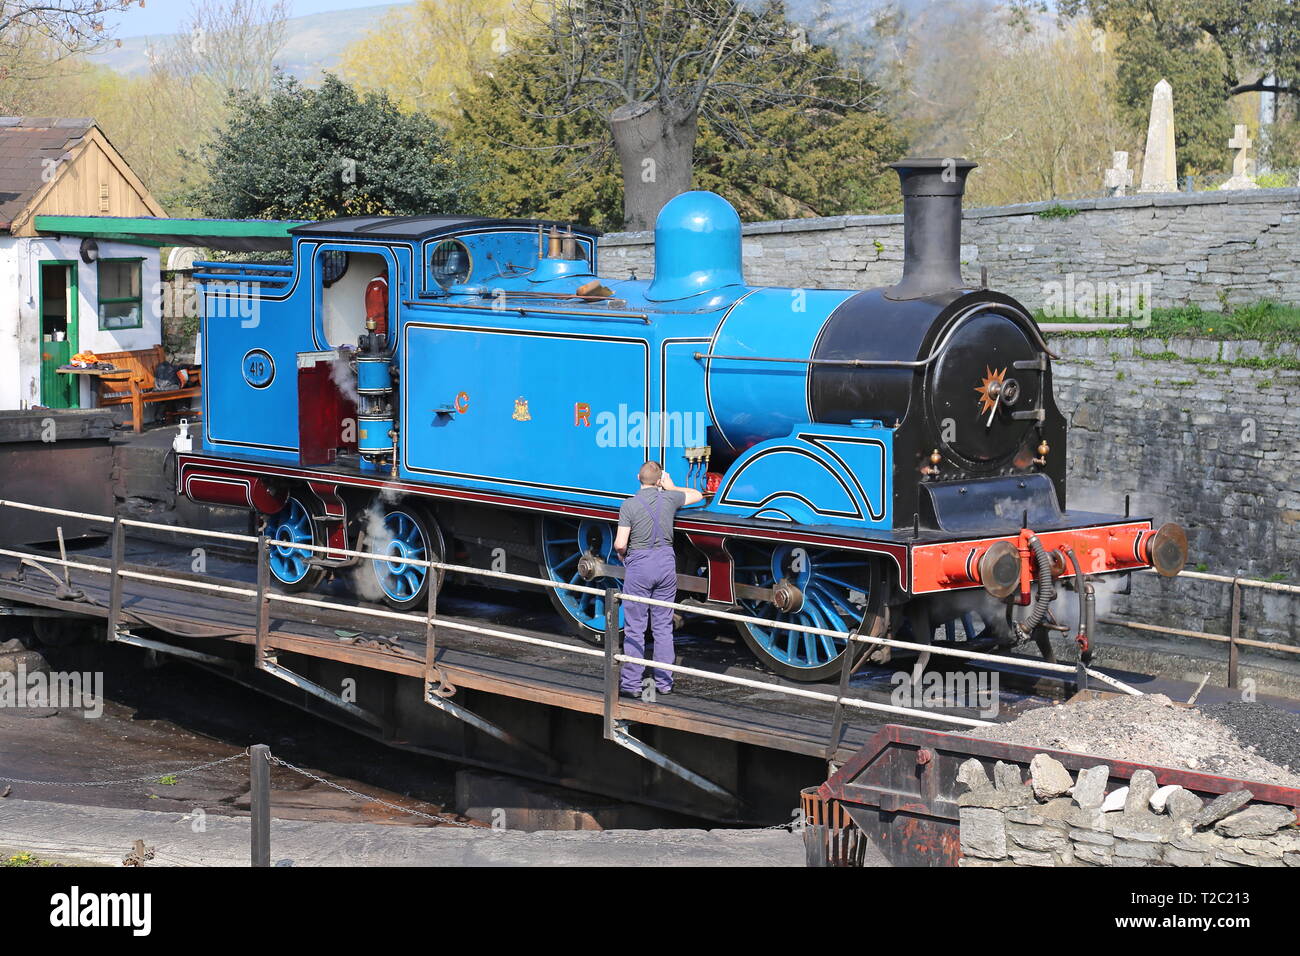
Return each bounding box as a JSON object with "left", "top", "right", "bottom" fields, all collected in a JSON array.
[{"left": 599, "top": 187, "right": 1300, "bottom": 246}]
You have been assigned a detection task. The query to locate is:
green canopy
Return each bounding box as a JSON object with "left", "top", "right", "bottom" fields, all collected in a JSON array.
[{"left": 33, "top": 215, "right": 304, "bottom": 252}]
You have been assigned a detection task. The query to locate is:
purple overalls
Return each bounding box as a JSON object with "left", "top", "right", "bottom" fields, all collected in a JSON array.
[{"left": 620, "top": 490, "right": 677, "bottom": 695}]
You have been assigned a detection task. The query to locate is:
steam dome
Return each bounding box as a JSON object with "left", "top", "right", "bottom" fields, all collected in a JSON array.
[{"left": 646, "top": 191, "right": 743, "bottom": 301}]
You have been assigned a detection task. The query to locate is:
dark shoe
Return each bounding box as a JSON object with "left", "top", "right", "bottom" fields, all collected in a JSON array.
[
  {"left": 618, "top": 690, "right": 643, "bottom": 701},
  {"left": 656, "top": 686, "right": 673, "bottom": 696}
]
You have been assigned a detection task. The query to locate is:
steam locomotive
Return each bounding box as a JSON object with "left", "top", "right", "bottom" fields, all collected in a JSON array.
[{"left": 179, "top": 158, "right": 1187, "bottom": 681}]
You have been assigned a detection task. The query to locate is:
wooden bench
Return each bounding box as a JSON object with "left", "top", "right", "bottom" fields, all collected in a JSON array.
[{"left": 94, "top": 345, "right": 200, "bottom": 433}]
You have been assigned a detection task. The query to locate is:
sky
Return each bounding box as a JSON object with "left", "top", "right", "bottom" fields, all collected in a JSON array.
[{"left": 107, "top": 0, "right": 403, "bottom": 38}]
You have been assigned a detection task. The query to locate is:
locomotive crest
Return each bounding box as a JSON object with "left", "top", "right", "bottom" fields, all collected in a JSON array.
[{"left": 512, "top": 397, "right": 531, "bottom": 421}]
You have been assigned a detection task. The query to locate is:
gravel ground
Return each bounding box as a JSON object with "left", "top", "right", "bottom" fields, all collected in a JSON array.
[
  {"left": 966, "top": 694, "right": 1300, "bottom": 788},
  {"left": 1199, "top": 701, "right": 1300, "bottom": 775}
]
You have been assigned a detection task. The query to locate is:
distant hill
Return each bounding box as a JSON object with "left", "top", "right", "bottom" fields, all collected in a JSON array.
[{"left": 89, "top": 3, "right": 406, "bottom": 80}]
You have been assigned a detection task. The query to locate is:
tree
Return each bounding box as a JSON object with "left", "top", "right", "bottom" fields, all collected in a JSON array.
[
  {"left": 514, "top": 0, "right": 894, "bottom": 229},
  {"left": 1047, "top": 0, "right": 1300, "bottom": 99},
  {"left": 0, "top": 0, "right": 141, "bottom": 56},
  {"left": 0, "top": 0, "right": 291, "bottom": 210},
  {"left": 1016, "top": 0, "right": 1299, "bottom": 173},
  {"left": 963, "top": 20, "right": 1130, "bottom": 205},
  {"left": 452, "top": 0, "right": 905, "bottom": 229},
  {"left": 184, "top": 72, "right": 477, "bottom": 221},
  {"left": 0, "top": 0, "right": 141, "bottom": 109},
  {"left": 340, "top": 0, "right": 522, "bottom": 123}
]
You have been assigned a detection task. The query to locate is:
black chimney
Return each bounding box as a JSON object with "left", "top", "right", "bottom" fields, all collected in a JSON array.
[{"left": 884, "top": 157, "right": 977, "bottom": 301}]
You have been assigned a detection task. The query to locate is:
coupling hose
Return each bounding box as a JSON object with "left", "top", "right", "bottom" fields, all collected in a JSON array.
[{"left": 1015, "top": 535, "right": 1055, "bottom": 640}]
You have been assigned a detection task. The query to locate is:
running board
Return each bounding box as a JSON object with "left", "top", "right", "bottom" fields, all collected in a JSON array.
[
  {"left": 423, "top": 684, "right": 560, "bottom": 775},
  {"left": 608, "top": 720, "right": 734, "bottom": 803}
]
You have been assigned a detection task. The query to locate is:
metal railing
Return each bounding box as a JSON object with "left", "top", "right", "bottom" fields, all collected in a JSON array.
[
  {"left": 1101, "top": 568, "right": 1300, "bottom": 688},
  {"left": 0, "top": 498, "right": 1152, "bottom": 761}
]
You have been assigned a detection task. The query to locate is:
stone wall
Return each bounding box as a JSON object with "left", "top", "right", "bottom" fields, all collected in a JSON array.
[
  {"left": 1048, "top": 335, "right": 1300, "bottom": 676},
  {"left": 958, "top": 755, "right": 1300, "bottom": 867},
  {"left": 600, "top": 188, "right": 1300, "bottom": 312}
]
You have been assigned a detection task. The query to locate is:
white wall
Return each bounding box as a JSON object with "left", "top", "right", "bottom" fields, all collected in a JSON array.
[{"left": 0, "top": 236, "right": 163, "bottom": 409}]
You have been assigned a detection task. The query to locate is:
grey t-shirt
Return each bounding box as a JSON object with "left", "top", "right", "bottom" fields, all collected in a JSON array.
[{"left": 618, "top": 487, "right": 686, "bottom": 551}]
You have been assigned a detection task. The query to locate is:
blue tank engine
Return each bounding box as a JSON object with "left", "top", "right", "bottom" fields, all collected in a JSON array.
[{"left": 180, "top": 159, "right": 1188, "bottom": 681}]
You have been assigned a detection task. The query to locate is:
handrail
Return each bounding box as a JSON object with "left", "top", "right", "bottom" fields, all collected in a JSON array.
[
  {"left": 0, "top": 497, "right": 1138, "bottom": 694},
  {"left": 192, "top": 261, "right": 293, "bottom": 273}
]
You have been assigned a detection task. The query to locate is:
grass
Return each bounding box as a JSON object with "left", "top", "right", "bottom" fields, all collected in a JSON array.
[
  {"left": 1038, "top": 301, "right": 1300, "bottom": 342},
  {"left": 3, "top": 851, "right": 58, "bottom": 867},
  {"left": 1036, "top": 204, "right": 1080, "bottom": 219}
]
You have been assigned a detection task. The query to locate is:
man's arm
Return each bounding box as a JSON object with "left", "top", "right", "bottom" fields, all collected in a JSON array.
[
  {"left": 658, "top": 470, "right": 704, "bottom": 506},
  {"left": 615, "top": 501, "right": 632, "bottom": 558}
]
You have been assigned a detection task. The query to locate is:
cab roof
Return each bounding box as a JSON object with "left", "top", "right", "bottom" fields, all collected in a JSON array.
[{"left": 289, "top": 215, "right": 602, "bottom": 242}]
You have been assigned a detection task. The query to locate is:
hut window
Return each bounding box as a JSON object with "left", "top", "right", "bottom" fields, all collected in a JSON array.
[{"left": 98, "top": 259, "right": 143, "bottom": 330}]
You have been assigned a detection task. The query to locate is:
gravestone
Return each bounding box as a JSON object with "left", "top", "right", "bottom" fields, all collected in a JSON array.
[
  {"left": 1220, "top": 124, "right": 1259, "bottom": 190},
  {"left": 1103, "top": 151, "right": 1133, "bottom": 197},
  {"left": 1137, "top": 79, "right": 1177, "bottom": 193}
]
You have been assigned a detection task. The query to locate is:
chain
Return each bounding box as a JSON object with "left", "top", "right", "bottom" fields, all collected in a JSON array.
[
  {"left": 0, "top": 751, "right": 249, "bottom": 788},
  {"left": 266, "top": 754, "right": 477, "bottom": 828}
]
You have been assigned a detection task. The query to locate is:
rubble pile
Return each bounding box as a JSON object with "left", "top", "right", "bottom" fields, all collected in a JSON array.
[{"left": 965, "top": 694, "right": 1300, "bottom": 788}]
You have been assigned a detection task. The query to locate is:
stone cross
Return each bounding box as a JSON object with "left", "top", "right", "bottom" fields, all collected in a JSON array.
[
  {"left": 1103, "top": 151, "right": 1133, "bottom": 197},
  {"left": 1137, "top": 79, "right": 1178, "bottom": 193},
  {"left": 1220, "top": 123, "right": 1259, "bottom": 190}
]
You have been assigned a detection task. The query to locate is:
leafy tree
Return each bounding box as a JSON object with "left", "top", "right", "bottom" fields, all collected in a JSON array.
[
  {"left": 184, "top": 72, "right": 477, "bottom": 221},
  {"left": 516, "top": 0, "right": 902, "bottom": 230},
  {"left": 1025, "top": 0, "right": 1300, "bottom": 98},
  {"left": 1110, "top": 24, "right": 1233, "bottom": 174},
  {"left": 1, "top": 0, "right": 291, "bottom": 211},
  {"left": 1016, "top": 0, "right": 1300, "bottom": 174},
  {"left": 340, "top": 0, "right": 521, "bottom": 123},
  {"left": 451, "top": 3, "right": 905, "bottom": 229},
  {"left": 0, "top": 0, "right": 142, "bottom": 111},
  {"left": 965, "top": 21, "right": 1129, "bottom": 205}
]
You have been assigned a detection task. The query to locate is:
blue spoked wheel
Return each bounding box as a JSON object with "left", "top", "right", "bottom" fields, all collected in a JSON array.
[
  {"left": 265, "top": 496, "right": 324, "bottom": 591},
  {"left": 539, "top": 515, "right": 624, "bottom": 641},
  {"left": 732, "top": 542, "right": 881, "bottom": 682},
  {"left": 367, "top": 505, "right": 442, "bottom": 611}
]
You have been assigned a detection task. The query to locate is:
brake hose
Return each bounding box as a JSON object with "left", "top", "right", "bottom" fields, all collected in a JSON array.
[
  {"left": 1061, "top": 545, "right": 1092, "bottom": 662},
  {"left": 1015, "top": 535, "right": 1055, "bottom": 640}
]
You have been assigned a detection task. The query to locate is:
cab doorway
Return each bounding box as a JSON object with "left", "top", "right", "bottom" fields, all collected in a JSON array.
[{"left": 39, "top": 261, "right": 78, "bottom": 409}]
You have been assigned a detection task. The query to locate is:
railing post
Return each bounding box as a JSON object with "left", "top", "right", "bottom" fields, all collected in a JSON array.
[
  {"left": 826, "top": 630, "right": 856, "bottom": 760},
  {"left": 255, "top": 534, "right": 270, "bottom": 667},
  {"left": 602, "top": 587, "right": 620, "bottom": 740},
  {"left": 424, "top": 557, "right": 439, "bottom": 694},
  {"left": 1229, "top": 577, "right": 1242, "bottom": 689},
  {"left": 249, "top": 744, "right": 271, "bottom": 867},
  {"left": 106, "top": 515, "right": 125, "bottom": 640}
]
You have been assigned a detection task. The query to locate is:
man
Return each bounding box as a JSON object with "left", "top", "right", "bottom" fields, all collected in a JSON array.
[{"left": 614, "top": 461, "right": 703, "bottom": 700}]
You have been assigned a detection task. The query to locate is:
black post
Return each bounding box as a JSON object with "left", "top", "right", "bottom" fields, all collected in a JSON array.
[
  {"left": 250, "top": 744, "right": 270, "bottom": 867},
  {"left": 255, "top": 534, "right": 269, "bottom": 666},
  {"left": 106, "top": 516, "right": 125, "bottom": 640},
  {"left": 602, "top": 587, "right": 620, "bottom": 739},
  {"left": 1229, "top": 579, "right": 1242, "bottom": 689}
]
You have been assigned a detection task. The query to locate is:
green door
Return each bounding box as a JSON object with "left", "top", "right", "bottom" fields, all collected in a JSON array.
[{"left": 39, "top": 262, "right": 78, "bottom": 409}]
